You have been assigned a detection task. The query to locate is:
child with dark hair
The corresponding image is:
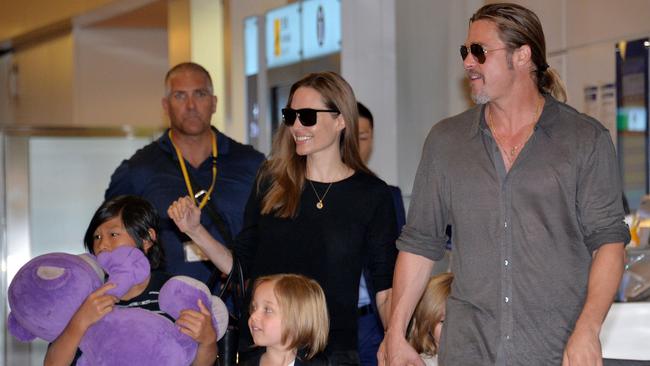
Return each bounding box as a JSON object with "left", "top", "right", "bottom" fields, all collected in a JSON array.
[
  {"left": 83, "top": 195, "right": 165, "bottom": 271},
  {"left": 45, "top": 195, "right": 218, "bottom": 366}
]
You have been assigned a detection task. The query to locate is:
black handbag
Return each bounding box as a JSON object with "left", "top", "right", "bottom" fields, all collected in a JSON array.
[
  {"left": 201, "top": 200, "right": 245, "bottom": 365},
  {"left": 212, "top": 256, "right": 245, "bottom": 366}
]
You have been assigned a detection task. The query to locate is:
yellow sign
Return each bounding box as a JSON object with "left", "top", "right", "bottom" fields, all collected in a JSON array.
[{"left": 274, "top": 18, "right": 281, "bottom": 56}]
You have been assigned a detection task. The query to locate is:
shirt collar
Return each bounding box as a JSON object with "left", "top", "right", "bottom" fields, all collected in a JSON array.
[
  {"left": 468, "top": 104, "right": 486, "bottom": 139},
  {"left": 158, "top": 126, "right": 230, "bottom": 157},
  {"left": 535, "top": 94, "right": 558, "bottom": 137},
  {"left": 470, "top": 93, "right": 558, "bottom": 139}
]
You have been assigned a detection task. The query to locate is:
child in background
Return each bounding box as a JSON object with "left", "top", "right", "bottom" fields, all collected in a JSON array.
[
  {"left": 44, "top": 195, "right": 217, "bottom": 366},
  {"left": 407, "top": 272, "right": 454, "bottom": 366},
  {"left": 244, "top": 274, "right": 329, "bottom": 366}
]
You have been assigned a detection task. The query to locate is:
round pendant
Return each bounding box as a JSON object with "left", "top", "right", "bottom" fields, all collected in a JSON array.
[{"left": 316, "top": 201, "right": 324, "bottom": 209}]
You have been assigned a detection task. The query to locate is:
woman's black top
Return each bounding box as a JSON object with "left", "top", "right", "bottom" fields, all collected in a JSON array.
[{"left": 233, "top": 171, "right": 398, "bottom": 353}]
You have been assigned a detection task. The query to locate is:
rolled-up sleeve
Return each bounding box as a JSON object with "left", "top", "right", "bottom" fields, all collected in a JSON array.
[
  {"left": 397, "top": 129, "right": 449, "bottom": 261},
  {"left": 577, "top": 129, "right": 630, "bottom": 253}
]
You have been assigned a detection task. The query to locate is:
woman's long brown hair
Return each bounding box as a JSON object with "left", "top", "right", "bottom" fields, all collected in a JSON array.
[{"left": 259, "top": 71, "right": 372, "bottom": 218}]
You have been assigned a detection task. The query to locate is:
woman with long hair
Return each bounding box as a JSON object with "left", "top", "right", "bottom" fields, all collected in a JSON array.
[{"left": 168, "top": 71, "right": 398, "bottom": 364}]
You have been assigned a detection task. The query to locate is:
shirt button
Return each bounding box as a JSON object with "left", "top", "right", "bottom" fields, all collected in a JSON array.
[
  {"left": 504, "top": 259, "right": 509, "bottom": 266},
  {"left": 505, "top": 296, "right": 510, "bottom": 303},
  {"left": 506, "top": 335, "right": 511, "bottom": 340}
]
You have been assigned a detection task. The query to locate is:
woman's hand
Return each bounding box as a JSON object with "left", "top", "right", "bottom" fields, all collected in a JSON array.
[{"left": 168, "top": 196, "right": 202, "bottom": 236}]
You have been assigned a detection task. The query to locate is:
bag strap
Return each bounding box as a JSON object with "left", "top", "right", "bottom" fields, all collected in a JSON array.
[
  {"left": 185, "top": 171, "right": 233, "bottom": 245},
  {"left": 217, "top": 256, "right": 246, "bottom": 317},
  {"left": 202, "top": 200, "right": 233, "bottom": 245}
]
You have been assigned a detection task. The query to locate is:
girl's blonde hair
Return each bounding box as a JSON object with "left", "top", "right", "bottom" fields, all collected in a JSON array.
[
  {"left": 253, "top": 274, "right": 329, "bottom": 359},
  {"left": 407, "top": 272, "right": 454, "bottom": 356}
]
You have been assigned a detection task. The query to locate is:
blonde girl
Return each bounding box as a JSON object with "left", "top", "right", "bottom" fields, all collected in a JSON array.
[
  {"left": 407, "top": 272, "right": 454, "bottom": 366},
  {"left": 245, "top": 274, "right": 329, "bottom": 366}
]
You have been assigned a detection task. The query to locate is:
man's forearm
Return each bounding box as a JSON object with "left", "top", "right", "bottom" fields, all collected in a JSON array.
[
  {"left": 386, "top": 251, "right": 434, "bottom": 336},
  {"left": 574, "top": 242, "right": 625, "bottom": 333}
]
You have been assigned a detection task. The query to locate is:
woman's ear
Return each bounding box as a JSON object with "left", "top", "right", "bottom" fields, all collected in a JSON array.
[
  {"left": 143, "top": 228, "right": 157, "bottom": 253},
  {"left": 335, "top": 114, "right": 346, "bottom": 132}
]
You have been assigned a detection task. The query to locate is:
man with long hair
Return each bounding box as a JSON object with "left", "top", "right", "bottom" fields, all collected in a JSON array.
[{"left": 382, "top": 3, "right": 628, "bottom": 365}]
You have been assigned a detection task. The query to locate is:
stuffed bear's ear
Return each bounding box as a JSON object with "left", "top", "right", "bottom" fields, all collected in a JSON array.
[
  {"left": 159, "top": 276, "right": 230, "bottom": 341},
  {"left": 210, "top": 296, "right": 229, "bottom": 341},
  {"left": 8, "top": 312, "right": 36, "bottom": 342},
  {"left": 79, "top": 253, "right": 105, "bottom": 282}
]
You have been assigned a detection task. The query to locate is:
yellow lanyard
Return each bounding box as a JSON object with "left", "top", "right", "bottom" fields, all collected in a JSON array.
[{"left": 168, "top": 130, "right": 217, "bottom": 210}]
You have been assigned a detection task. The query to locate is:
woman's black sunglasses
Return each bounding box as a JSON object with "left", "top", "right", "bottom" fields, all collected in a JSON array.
[
  {"left": 282, "top": 108, "right": 340, "bottom": 127},
  {"left": 460, "top": 43, "right": 508, "bottom": 64}
]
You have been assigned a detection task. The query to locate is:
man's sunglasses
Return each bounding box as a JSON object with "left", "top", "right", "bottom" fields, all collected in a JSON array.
[
  {"left": 460, "top": 43, "right": 508, "bottom": 64},
  {"left": 282, "top": 108, "right": 340, "bottom": 127}
]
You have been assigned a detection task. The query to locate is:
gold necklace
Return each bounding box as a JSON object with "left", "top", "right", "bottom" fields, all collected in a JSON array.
[
  {"left": 488, "top": 118, "right": 531, "bottom": 165},
  {"left": 308, "top": 181, "right": 333, "bottom": 209},
  {"left": 487, "top": 98, "right": 542, "bottom": 165}
]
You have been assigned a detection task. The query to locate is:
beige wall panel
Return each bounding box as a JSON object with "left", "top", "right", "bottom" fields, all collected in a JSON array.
[
  {"left": 565, "top": 43, "right": 616, "bottom": 113},
  {"left": 566, "top": 0, "right": 650, "bottom": 48},
  {"left": 168, "top": 0, "right": 192, "bottom": 66},
  {"left": 190, "top": 0, "right": 226, "bottom": 132},
  {"left": 0, "top": 0, "right": 113, "bottom": 41},
  {"left": 342, "top": 0, "right": 398, "bottom": 184},
  {"left": 0, "top": 54, "right": 14, "bottom": 125},
  {"left": 394, "top": 0, "right": 448, "bottom": 191},
  {"left": 12, "top": 33, "right": 74, "bottom": 126},
  {"left": 74, "top": 28, "right": 168, "bottom": 128}
]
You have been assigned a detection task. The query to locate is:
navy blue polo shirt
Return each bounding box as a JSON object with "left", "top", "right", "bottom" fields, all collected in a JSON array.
[{"left": 105, "top": 127, "right": 265, "bottom": 288}]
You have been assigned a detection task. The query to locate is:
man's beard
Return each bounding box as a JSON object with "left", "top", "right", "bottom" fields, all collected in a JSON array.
[
  {"left": 467, "top": 71, "right": 490, "bottom": 105},
  {"left": 472, "top": 91, "right": 490, "bottom": 105}
]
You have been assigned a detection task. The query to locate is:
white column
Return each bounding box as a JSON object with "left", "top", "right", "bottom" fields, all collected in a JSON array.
[{"left": 341, "top": 0, "right": 398, "bottom": 185}]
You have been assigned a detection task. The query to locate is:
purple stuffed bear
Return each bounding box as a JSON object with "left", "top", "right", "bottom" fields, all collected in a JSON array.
[{"left": 8, "top": 246, "right": 228, "bottom": 366}]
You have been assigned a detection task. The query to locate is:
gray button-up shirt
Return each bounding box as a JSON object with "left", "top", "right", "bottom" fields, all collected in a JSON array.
[{"left": 397, "top": 95, "right": 630, "bottom": 365}]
